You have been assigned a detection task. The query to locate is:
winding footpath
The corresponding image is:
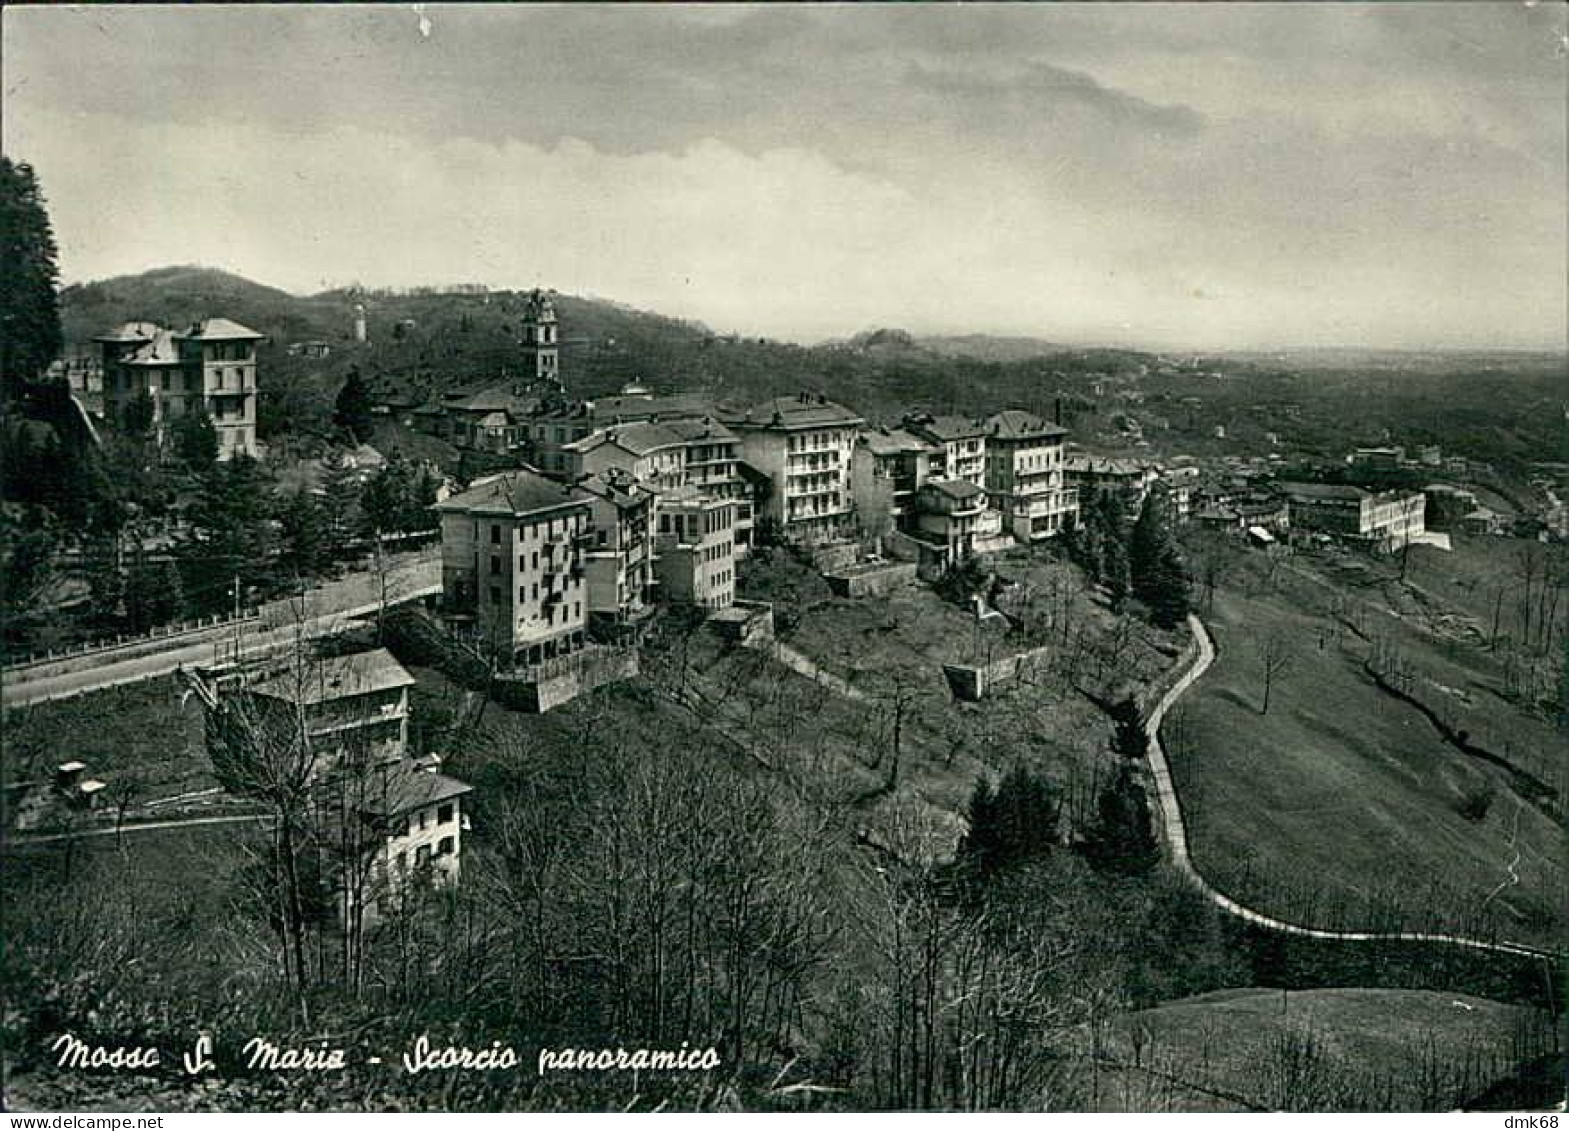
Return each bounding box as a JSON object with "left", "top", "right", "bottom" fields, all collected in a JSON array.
[{"left": 1142, "top": 614, "right": 1558, "bottom": 963}]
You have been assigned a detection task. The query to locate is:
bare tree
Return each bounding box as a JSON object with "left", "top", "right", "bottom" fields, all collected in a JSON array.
[{"left": 1259, "top": 630, "right": 1296, "bottom": 715}]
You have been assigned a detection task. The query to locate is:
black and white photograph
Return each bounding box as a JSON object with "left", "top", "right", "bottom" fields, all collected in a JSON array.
[{"left": 1, "top": 0, "right": 1565, "bottom": 1117}]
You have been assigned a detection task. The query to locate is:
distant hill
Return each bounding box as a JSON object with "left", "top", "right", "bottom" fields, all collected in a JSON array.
[
  {"left": 59, "top": 266, "right": 308, "bottom": 343},
  {"left": 918, "top": 333, "right": 1070, "bottom": 362},
  {"left": 59, "top": 268, "right": 1162, "bottom": 437}
]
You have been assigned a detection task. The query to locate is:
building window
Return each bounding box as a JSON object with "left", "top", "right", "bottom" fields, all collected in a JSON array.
[
  {"left": 419, "top": 810, "right": 430, "bottom": 831},
  {"left": 489, "top": 586, "right": 501, "bottom": 604},
  {"left": 491, "top": 524, "right": 501, "bottom": 544},
  {"left": 438, "top": 803, "right": 454, "bottom": 824},
  {"left": 415, "top": 844, "right": 431, "bottom": 866},
  {"left": 436, "top": 836, "right": 455, "bottom": 856},
  {"left": 490, "top": 555, "right": 501, "bottom": 575}
]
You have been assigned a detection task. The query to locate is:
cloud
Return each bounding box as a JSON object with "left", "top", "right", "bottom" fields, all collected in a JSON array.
[
  {"left": 904, "top": 61, "right": 1206, "bottom": 138},
  {"left": 2, "top": 3, "right": 1564, "bottom": 350}
]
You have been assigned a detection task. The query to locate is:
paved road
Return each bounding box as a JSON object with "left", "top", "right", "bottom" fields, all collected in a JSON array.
[
  {"left": 1142, "top": 614, "right": 1557, "bottom": 962},
  {"left": 6, "top": 812, "right": 274, "bottom": 847},
  {"left": 2, "top": 555, "right": 440, "bottom": 710}
]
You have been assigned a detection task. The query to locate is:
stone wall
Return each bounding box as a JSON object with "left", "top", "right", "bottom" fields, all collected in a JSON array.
[
  {"left": 493, "top": 646, "right": 640, "bottom": 713},
  {"left": 941, "top": 644, "right": 1054, "bottom": 701},
  {"left": 709, "top": 600, "right": 775, "bottom": 647},
  {"left": 824, "top": 561, "right": 919, "bottom": 599},
  {"left": 803, "top": 539, "right": 861, "bottom": 575}
]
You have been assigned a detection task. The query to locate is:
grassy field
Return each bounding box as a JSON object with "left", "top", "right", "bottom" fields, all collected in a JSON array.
[
  {"left": 1169, "top": 544, "right": 1564, "bottom": 948},
  {"left": 2, "top": 676, "right": 215, "bottom": 817},
  {"left": 1070, "top": 987, "right": 1551, "bottom": 1112}
]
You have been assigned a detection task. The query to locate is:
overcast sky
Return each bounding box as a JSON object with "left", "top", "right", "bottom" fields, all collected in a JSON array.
[{"left": 4, "top": 3, "right": 1565, "bottom": 349}]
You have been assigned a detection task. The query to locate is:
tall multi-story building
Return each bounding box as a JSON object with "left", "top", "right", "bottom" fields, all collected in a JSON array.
[
  {"left": 905, "top": 413, "right": 988, "bottom": 489},
  {"left": 95, "top": 317, "right": 264, "bottom": 459},
  {"left": 571, "top": 470, "right": 657, "bottom": 633},
  {"left": 725, "top": 394, "right": 864, "bottom": 545},
  {"left": 661, "top": 417, "right": 753, "bottom": 555},
  {"left": 653, "top": 488, "right": 738, "bottom": 610},
  {"left": 852, "top": 426, "right": 935, "bottom": 534},
  {"left": 433, "top": 470, "right": 592, "bottom": 665},
  {"left": 982, "top": 410, "right": 1074, "bottom": 542}
]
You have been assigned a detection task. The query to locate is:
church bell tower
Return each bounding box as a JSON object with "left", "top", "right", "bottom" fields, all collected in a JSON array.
[{"left": 519, "top": 289, "right": 560, "bottom": 390}]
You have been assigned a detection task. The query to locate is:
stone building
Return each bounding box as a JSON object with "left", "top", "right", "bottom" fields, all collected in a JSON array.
[
  {"left": 95, "top": 317, "right": 264, "bottom": 459},
  {"left": 725, "top": 394, "right": 864, "bottom": 545},
  {"left": 570, "top": 470, "right": 658, "bottom": 634},
  {"left": 1278, "top": 481, "right": 1426, "bottom": 551},
  {"left": 652, "top": 488, "right": 738, "bottom": 610},
  {"left": 904, "top": 413, "right": 988, "bottom": 489},
  {"left": 433, "top": 470, "right": 592, "bottom": 664},
  {"left": 982, "top": 409, "right": 1075, "bottom": 542}
]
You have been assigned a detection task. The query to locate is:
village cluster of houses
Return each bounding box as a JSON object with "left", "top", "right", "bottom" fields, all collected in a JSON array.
[
  {"left": 56, "top": 295, "right": 1486, "bottom": 927},
  {"left": 179, "top": 645, "right": 473, "bottom": 923}
]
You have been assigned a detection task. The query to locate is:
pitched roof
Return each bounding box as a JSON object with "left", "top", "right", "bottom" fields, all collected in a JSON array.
[
  {"left": 572, "top": 471, "right": 657, "bottom": 510},
  {"left": 563, "top": 420, "right": 684, "bottom": 457},
  {"left": 986, "top": 409, "right": 1067, "bottom": 441},
  {"left": 660, "top": 416, "right": 737, "bottom": 444},
  {"left": 360, "top": 762, "right": 473, "bottom": 818},
  {"left": 122, "top": 329, "right": 180, "bottom": 366},
  {"left": 908, "top": 414, "right": 987, "bottom": 442},
  {"left": 443, "top": 382, "right": 541, "bottom": 416},
  {"left": 93, "top": 320, "right": 161, "bottom": 343},
  {"left": 250, "top": 648, "right": 414, "bottom": 706},
  {"left": 589, "top": 392, "right": 714, "bottom": 423},
  {"left": 176, "top": 317, "right": 265, "bottom": 341},
  {"left": 435, "top": 468, "right": 587, "bottom": 517},
  {"left": 726, "top": 395, "right": 864, "bottom": 430}
]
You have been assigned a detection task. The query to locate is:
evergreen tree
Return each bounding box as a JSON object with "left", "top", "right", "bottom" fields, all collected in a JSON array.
[
  {"left": 122, "top": 391, "right": 156, "bottom": 439},
  {"left": 1130, "top": 486, "right": 1174, "bottom": 596},
  {"left": 361, "top": 457, "right": 439, "bottom": 535},
  {"left": 80, "top": 537, "right": 125, "bottom": 627},
  {"left": 1130, "top": 485, "right": 1193, "bottom": 629},
  {"left": 171, "top": 409, "right": 219, "bottom": 471},
  {"left": 179, "top": 457, "right": 278, "bottom": 615},
  {"left": 1102, "top": 533, "right": 1131, "bottom": 608},
  {"left": 333, "top": 365, "right": 375, "bottom": 443},
  {"left": 124, "top": 555, "right": 184, "bottom": 633},
  {"left": 1111, "top": 697, "right": 1149, "bottom": 760},
  {"left": 319, "top": 450, "right": 364, "bottom": 555},
  {"left": 0, "top": 506, "right": 60, "bottom": 624},
  {"left": 959, "top": 764, "right": 1061, "bottom": 879},
  {"left": 278, "top": 489, "right": 332, "bottom": 580},
  {"left": 0, "top": 157, "right": 63, "bottom": 398},
  {"left": 1079, "top": 762, "right": 1161, "bottom": 877}
]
